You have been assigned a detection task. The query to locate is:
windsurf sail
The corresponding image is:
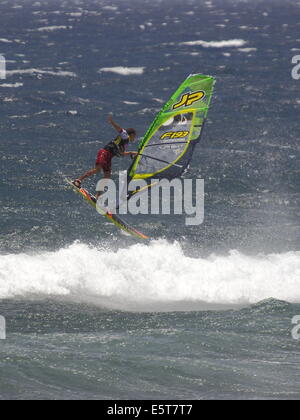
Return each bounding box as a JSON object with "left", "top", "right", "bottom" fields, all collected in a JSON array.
[{"left": 127, "top": 74, "right": 215, "bottom": 191}]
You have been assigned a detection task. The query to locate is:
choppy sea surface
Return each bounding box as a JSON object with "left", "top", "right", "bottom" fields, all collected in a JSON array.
[{"left": 0, "top": 0, "right": 300, "bottom": 400}]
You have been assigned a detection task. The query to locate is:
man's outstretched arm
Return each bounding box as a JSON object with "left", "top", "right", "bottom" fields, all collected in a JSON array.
[
  {"left": 108, "top": 114, "right": 123, "bottom": 133},
  {"left": 120, "top": 151, "right": 138, "bottom": 157}
]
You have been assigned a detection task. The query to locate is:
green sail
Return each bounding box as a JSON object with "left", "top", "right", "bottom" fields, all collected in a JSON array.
[{"left": 128, "top": 73, "right": 215, "bottom": 181}]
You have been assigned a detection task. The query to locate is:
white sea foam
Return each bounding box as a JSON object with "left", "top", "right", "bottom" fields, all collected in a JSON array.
[
  {"left": 99, "top": 67, "right": 145, "bottom": 76},
  {"left": 0, "top": 83, "right": 23, "bottom": 88},
  {"left": 6, "top": 68, "right": 76, "bottom": 77},
  {"left": 9, "top": 114, "right": 28, "bottom": 119},
  {"left": 103, "top": 6, "right": 118, "bottom": 11},
  {"left": 68, "top": 12, "right": 83, "bottom": 17},
  {"left": 180, "top": 39, "right": 247, "bottom": 48},
  {"left": 31, "top": 26, "right": 73, "bottom": 32},
  {"left": 123, "top": 101, "right": 139, "bottom": 105},
  {"left": 238, "top": 48, "right": 257, "bottom": 53},
  {"left": 0, "top": 241, "right": 299, "bottom": 312},
  {"left": 153, "top": 98, "right": 164, "bottom": 103}
]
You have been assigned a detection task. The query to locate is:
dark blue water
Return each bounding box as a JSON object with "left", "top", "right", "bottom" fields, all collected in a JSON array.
[{"left": 0, "top": 0, "right": 300, "bottom": 400}]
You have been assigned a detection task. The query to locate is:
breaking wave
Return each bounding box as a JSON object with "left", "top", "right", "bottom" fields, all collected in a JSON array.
[{"left": 0, "top": 241, "right": 299, "bottom": 311}]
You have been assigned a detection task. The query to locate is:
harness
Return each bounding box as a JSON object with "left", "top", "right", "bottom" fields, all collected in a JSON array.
[{"left": 104, "top": 134, "right": 129, "bottom": 157}]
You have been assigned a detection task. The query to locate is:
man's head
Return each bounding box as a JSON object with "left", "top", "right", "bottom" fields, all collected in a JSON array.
[{"left": 126, "top": 128, "right": 137, "bottom": 142}]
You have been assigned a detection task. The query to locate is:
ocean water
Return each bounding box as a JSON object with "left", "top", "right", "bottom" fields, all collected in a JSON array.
[{"left": 0, "top": 0, "right": 300, "bottom": 400}]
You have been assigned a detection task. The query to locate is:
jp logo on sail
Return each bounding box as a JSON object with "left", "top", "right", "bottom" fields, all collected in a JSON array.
[{"left": 173, "top": 90, "right": 205, "bottom": 109}]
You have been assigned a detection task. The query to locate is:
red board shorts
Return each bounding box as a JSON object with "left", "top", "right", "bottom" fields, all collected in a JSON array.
[{"left": 95, "top": 149, "right": 113, "bottom": 173}]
